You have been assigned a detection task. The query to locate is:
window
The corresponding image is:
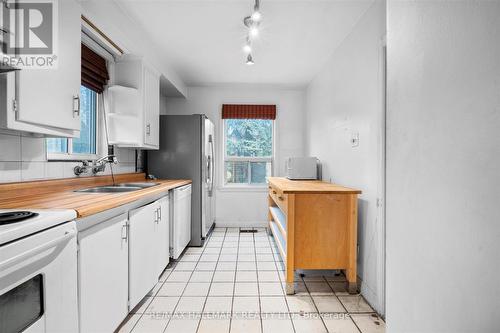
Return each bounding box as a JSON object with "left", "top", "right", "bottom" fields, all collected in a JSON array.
[
  {"left": 46, "top": 85, "right": 98, "bottom": 159},
  {"left": 222, "top": 104, "right": 276, "bottom": 186}
]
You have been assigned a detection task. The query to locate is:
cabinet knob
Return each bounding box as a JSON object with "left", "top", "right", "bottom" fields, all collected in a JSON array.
[{"left": 146, "top": 124, "right": 151, "bottom": 135}]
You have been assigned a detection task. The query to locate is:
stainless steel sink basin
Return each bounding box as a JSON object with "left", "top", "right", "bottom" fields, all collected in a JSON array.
[
  {"left": 75, "top": 186, "right": 142, "bottom": 193},
  {"left": 114, "top": 182, "right": 160, "bottom": 188}
]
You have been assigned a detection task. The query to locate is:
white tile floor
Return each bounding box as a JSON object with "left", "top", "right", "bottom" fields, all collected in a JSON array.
[{"left": 116, "top": 227, "right": 385, "bottom": 333}]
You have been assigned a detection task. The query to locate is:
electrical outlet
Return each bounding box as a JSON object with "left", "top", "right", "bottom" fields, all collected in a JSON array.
[{"left": 351, "top": 131, "right": 359, "bottom": 147}]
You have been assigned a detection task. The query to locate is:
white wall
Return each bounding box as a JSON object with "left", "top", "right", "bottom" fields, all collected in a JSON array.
[
  {"left": 0, "top": 130, "right": 136, "bottom": 183},
  {"left": 304, "top": 1, "right": 386, "bottom": 314},
  {"left": 386, "top": 1, "right": 500, "bottom": 332},
  {"left": 162, "top": 85, "right": 306, "bottom": 226}
]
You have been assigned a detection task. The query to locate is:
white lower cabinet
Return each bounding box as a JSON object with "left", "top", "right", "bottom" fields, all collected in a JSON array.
[
  {"left": 78, "top": 214, "right": 129, "bottom": 333},
  {"left": 78, "top": 195, "right": 171, "bottom": 332},
  {"left": 128, "top": 201, "right": 160, "bottom": 309},
  {"left": 156, "top": 195, "right": 170, "bottom": 277}
]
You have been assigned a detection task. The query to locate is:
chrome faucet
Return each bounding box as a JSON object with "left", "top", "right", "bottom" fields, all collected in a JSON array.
[
  {"left": 73, "top": 160, "right": 92, "bottom": 176},
  {"left": 73, "top": 155, "right": 118, "bottom": 176},
  {"left": 92, "top": 155, "right": 118, "bottom": 175}
]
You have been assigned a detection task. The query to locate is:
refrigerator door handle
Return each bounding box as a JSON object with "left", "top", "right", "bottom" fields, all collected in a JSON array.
[{"left": 208, "top": 135, "right": 215, "bottom": 196}]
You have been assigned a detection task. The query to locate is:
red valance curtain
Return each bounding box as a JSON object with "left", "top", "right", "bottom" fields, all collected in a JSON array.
[
  {"left": 81, "top": 44, "right": 109, "bottom": 93},
  {"left": 222, "top": 104, "right": 276, "bottom": 120}
]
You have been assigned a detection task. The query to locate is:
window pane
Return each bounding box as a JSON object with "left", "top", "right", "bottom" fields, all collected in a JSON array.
[
  {"left": 250, "top": 162, "right": 271, "bottom": 184},
  {"left": 73, "top": 85, "right": 97, "bottom": 154},
  {"left": 46, "top": 138, "right": 68, "bottom": 154},
  {"left": 225, "top": 119, "right": 272, "bottom": 157},
  {"left": 225, "top": 161, "right": 249, "bottom": 184}
]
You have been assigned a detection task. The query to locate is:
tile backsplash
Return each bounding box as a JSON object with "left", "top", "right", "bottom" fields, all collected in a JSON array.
[{"left": 0, "top": 131, "right": 137, "bottom": 183}]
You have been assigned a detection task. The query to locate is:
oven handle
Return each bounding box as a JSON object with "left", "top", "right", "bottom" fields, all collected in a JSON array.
[{"left": 0, "top": 229, "right": 76, "bottom": 272}]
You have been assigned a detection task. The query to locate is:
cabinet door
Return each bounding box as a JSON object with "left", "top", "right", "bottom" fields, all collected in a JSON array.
[
  {"left": 143, "top": 65, "right": 159, "bottom": 147},
  {"left": 78, "top": 214, "right": 129, "bottom": 333},
  {"left": 15, "top": 0, "right": 81, "bottom": 131},
  {"left": 129, "top": 201, "right": 159, "bottom": 309},
  {"left": 156, "top": 196, "right": 170, "bottom": 276}
]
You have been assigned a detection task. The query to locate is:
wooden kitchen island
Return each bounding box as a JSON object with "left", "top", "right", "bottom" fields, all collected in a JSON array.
[{"left": 267, "top": 177, "right": 361, "bottom": 294}]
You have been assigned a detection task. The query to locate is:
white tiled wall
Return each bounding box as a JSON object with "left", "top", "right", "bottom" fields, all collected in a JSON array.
[{"left": 0, "top": 131, "right": 136, "bottom": 183}]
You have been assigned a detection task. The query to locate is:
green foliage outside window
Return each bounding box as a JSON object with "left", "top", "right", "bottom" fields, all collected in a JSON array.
[
  {"left": 225, "top": 119, "right": 272, "bottom": 157},
  {"left": 224, "top": 119, "right": 273, "bottom": 185}
]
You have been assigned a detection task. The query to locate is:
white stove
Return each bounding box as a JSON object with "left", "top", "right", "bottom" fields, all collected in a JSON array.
[
  {"left": 0, "top": 209, "right": 79, "bottom": 333},
  {"left": 0, "top": 209, "right": 77, "bottom": 245}
]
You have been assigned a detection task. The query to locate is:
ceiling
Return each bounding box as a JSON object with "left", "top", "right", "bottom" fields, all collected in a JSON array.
[{"left": 116, "top": 0, "right": 373, "bottom": 87}]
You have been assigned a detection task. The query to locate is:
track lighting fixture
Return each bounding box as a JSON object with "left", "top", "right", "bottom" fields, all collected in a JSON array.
[{"left": 243, "top": 0, "right": 262, "bottom": 64}]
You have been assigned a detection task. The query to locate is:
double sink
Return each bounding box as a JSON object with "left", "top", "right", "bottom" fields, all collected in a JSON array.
[{"left": 75, "top": 182, "right": 160, "bottom": 193}]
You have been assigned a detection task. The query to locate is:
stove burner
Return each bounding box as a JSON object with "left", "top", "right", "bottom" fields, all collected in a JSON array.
[{"left": 0, "top": 211, "right": 39, "bottom": 225}]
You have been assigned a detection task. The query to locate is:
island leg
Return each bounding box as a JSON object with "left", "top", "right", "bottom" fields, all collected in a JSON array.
[
  {"left": 347, "top": 194, "right": 358, "bottom": 294},
  {"left": 285, "top": 194, "right": 295, "bottom": 295},
  {"left": 285, "top": 264, "right": 295, "bottom": 295}
]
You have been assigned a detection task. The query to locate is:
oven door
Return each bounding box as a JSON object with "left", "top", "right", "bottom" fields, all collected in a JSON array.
[{"left": 0, "top": 222, "right": 78, "bottom": 333}]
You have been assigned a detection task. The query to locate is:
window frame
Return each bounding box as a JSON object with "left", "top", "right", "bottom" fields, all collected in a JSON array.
[
  {"left": 221, "top": 118, "right": 275, "bottom": 189},
  {"left": 46, "top": 89, "right": 101, "bottom": 161}
]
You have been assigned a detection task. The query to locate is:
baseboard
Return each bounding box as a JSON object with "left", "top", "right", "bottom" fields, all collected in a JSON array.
[{"left": 215, "top": 220, "right": 268, "bottom": 228}]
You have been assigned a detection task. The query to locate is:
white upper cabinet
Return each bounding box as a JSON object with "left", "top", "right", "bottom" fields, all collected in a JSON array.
[
  {"left": 0, "top": 0, "right": 81, "bottom": 137},
  {"left": 143, "top": 65, "right": 160, "bottom": 147},
  {"left": 108, "top": 57, "right": 160, "bottom": 149}
]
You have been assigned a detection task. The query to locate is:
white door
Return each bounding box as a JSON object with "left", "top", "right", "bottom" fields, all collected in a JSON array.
[
  {"left": 156, "top": 196, "right": 169, "bottom": 276},
  {"left": 143, "top": 66, "right": 159, "bottom": 147},
  {"left": 15, "top": 0, "right": 81, "bottom": 131},
  {"left": 129, "top": 202, "right": 159, "bottom": 309},
  {"left": 78, "top": 214, "right": 129, "bottom": 333}
]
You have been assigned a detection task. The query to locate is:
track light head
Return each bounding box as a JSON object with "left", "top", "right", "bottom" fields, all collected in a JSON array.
[
  {"left": 251, "top": 11, "right": 261, "bottom": 22},
  {"left": 246, "top": 54, "right": 255, "bottom": 65}
]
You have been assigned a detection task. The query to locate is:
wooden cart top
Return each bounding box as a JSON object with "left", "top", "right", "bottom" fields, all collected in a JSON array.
[{"left": 267, "top": 177, "right": 361, "bottom": 194}]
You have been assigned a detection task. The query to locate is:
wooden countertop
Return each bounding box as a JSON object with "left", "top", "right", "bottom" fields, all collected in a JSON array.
[
  {"left": 267, "top": 177, "right": 361, "bottom": 194},
  {"left": 0, "top": 173, "right": 191, "bottom": 218}
]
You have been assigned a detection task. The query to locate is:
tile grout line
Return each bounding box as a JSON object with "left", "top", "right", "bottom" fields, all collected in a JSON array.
[
  {"left": 159, "top": 231, "right": 211, "bottom": 333},
  {"left": 195, "top": 227, "right": 226, "bottom": 333},
  {"left": 266, "top": 226, "right": 297, "bottom": 333},
  {"left": 252, "top": 228, "right": 265, "bottom": 333},
  {"left": 300, "top": 274, "right": 349, "bottom": 333},
  {"left": 228, "top": 228, "right": 240, "bottom": 333}
]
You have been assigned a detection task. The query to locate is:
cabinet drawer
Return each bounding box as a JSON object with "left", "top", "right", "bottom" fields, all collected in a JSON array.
[{"left": 269, "top": 186, "right": 288, "bottom": 215}]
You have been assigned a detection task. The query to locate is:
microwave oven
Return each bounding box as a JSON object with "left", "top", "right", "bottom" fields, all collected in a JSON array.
[{"left": 285, "top": 157, "right": 320, "bottom": 180}]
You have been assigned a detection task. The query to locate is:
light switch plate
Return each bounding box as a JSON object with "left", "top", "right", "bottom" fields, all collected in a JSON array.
[{"left": 351, "top": 131, "right": 359, "bottom": 147}]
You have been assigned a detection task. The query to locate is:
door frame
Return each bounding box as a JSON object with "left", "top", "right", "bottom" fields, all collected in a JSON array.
[{"left": 377, "top": 36, "right": 388, "bottom": 317}]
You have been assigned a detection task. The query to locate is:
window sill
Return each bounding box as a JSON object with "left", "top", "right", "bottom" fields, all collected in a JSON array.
[
  {"left": 218, "top": 185, "right": 269, "bottom": 193},
  {"left": 47, "top": 153, "right": 98, "bottom": 161}
]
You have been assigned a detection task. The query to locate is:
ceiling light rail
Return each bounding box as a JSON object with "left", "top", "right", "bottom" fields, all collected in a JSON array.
[{"left": 243, "top": 0, "right": 262, "bottom": 65}]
